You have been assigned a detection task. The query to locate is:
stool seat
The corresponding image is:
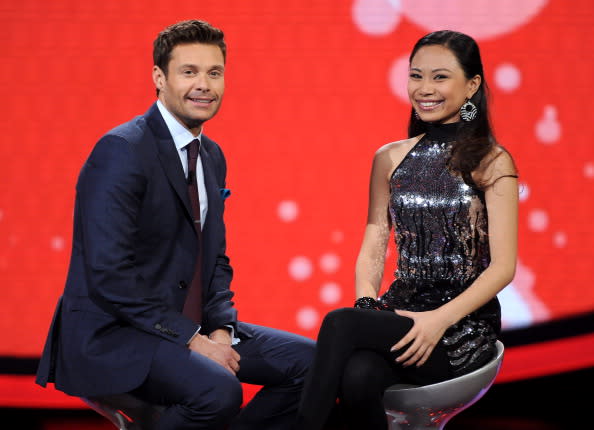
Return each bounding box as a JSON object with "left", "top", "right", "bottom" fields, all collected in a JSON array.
[
  {"left": 383, "top": 340, "right": 504, "bottom": 430},
  {"left": 81, "top": 393, "right": 165, "bottom": 430}
]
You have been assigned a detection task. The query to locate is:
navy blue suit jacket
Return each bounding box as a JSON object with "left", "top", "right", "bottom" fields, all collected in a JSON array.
[{"left": 36, "top": 103, "right": 249, "bottom": 397}]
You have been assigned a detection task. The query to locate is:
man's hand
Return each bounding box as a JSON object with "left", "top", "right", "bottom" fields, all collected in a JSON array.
[
  {"left": 188, "top": 334, "right": 240, "bottom": 375},
  {"left": 209, "top": 328, "right": 232, "bottom": 345}
]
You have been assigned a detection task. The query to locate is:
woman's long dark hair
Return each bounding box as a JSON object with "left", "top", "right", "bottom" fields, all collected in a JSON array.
[{"left": 408, "top": 30, "right": 496, "bottom": 189}]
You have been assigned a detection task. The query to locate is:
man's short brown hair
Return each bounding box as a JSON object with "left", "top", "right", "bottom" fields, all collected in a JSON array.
[{"left": 153, "top": 19, "right": 226, "bottom": 75}]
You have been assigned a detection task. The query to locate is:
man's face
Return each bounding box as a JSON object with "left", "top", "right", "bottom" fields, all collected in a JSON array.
[{"left": 153, "top": 43, "right": 225, "bottom": 135}]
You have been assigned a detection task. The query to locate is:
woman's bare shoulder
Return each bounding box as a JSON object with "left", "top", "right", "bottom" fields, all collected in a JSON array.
[
  {"left": 375, "top": 136, "right": 420, "bottom": 159},
  {"left": 370, "top": 136, "right": 422, "bottom": 180},
  {"left": 475, "top": 144, "right": 519, "bottom": 187}
]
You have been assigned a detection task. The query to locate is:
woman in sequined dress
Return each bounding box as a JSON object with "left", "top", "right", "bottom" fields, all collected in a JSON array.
[{"left": 295, "top": 30, "right": 519, "bottom": 430}]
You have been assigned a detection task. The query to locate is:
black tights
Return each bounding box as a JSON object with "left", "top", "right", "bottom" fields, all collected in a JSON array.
[{"left": 295, "top": 307, "right": 452, "bottom": 430}]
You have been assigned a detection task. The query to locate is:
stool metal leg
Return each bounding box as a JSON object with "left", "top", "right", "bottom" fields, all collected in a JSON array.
[{"left": 82, "top": 397, "right": 134, "bottom": 430}]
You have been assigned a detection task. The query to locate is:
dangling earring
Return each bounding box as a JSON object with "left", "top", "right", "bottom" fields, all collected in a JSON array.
[
  {"left": 460, "top": 99, "right": 478, "bottom": 121},
  {"left": 414, "top": 110, "right": 420, "bottom": 119}
]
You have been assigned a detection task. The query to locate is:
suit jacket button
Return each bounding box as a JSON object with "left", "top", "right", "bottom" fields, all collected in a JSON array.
[
  {"left": 154, "top": 323, "right": 162, "bottom": 329},
  {"left": 179, "top": 281, "right": 187, "bottom": 289}
]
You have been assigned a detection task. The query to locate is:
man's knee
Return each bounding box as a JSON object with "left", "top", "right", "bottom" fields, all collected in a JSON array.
[
  {"left": 209, "top": 374, "right": 243, "bottom": 417},
  {"left": 185, "top": 372, "right": 243, "bottom": 425},
  {"left": 289, "top": 336, "right": 316, "bottom": 381}
]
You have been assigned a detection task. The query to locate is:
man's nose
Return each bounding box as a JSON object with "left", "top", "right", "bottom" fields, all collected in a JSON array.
[{"left": 193, "top": 73, "right": 210, "bottom": 91}]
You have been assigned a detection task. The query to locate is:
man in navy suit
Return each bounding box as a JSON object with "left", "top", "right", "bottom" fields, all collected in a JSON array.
[{"left": 36, "top": 19, "right": 315, "bottom": 429}]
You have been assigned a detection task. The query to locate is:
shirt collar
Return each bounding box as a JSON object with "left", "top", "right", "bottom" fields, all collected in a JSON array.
[{"left": 156, "top": 100, "right": 202, "bottom": 151}]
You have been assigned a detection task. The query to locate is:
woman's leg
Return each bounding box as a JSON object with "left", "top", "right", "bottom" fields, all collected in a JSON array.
[
  {"left": 294, "top": 308, "right": 410, "bottom": 430},
  {"left": 340, "top": 350, "right": 399, "bottom": 430},
  {"left": 295, "top": 307, "right": 451, "bottom": 430}
]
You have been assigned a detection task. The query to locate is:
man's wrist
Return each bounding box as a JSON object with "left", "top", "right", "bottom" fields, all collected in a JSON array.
[{"left": 209, "top": 328, "right": 232, "bottom": 345}]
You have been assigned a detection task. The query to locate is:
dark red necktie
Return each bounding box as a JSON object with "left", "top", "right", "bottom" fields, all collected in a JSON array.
[{"left": 182, "top": 138, "right": 202, "bottom": 323}]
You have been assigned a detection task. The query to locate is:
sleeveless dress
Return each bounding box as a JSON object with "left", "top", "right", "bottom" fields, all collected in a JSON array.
[{"left": 378, "top": 122, "right": 500, "bottom": 376}]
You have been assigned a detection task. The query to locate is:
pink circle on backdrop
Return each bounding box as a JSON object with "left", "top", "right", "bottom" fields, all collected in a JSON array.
[
  {"left": 401, "top": 0, "right": 548, "bottom": 40},
  {"left": 388, "top": 54, "right": 411, "bottom": 103},
  {"left": 319, "top": 253, "right": 341, "bottom": 274},
  {"left": 553, "top": 232, "right": 567, "bottom": 248},
  {"left": 296, "top": 306, "right": 319, "bottom": 330},
  {"left": 352, "top": 0, "right": 402, "bottom": 36},
  {"left": 51, "top": 236, "right": 65, "bottom": 251},
  {"left": 535, "top": 105, "right": 561, "bottom": 144},
  {"left": 277, "top": 200, "right": 299, "bottom": 222},
  {"left": 584, "top": 162, "right": 594, "bottom": 179},
  {"left": 288, "top": 256, "right": 313, "bottom": 281},
  {"left": 519, "top": 183, "right": 530, "bottom": 202},
  {"left": 320, "top": 282, "right": 342, "bottom": 305},
  {"left": 528, "top": 209, "right": 549, "bottom": 232},
  {"left": 495, "top": 63, "right": 522, "bottom": 93}
]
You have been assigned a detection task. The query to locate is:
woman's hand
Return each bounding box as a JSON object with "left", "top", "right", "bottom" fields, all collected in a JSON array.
[{"left": 390, "top": 309, "right": 450, "bottom": 368}]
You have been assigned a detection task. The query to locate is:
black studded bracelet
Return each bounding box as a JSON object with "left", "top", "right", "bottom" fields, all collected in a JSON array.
[{"left": 354, "top": 296, "right": 389, "bottom": 311}]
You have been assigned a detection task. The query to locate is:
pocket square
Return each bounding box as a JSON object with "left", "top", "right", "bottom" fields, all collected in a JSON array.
[{"left": 219, "top": 188, "right": 231, "bottom": 199}]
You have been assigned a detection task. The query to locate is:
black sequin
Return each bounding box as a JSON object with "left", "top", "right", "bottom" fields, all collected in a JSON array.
[{"left": 379, "top": 123, "right": 500, "bottom": 376}]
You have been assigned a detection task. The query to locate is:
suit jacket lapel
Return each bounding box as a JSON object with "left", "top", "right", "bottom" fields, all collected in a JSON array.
[
  {"left": 144, "top": 104, "right": 194, "bottom": 225},
  {"left": 200, "top": 140, "right": 221, "bottom": 230}
]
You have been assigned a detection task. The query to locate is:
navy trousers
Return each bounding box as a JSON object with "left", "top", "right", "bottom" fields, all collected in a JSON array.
[{"left": 132, "top": 322, "right": 316, "bottom": 430}]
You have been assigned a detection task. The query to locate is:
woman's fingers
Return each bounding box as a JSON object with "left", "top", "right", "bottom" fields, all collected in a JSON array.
[{"left": 393, "top": 339, "right": 434, "bottom": 367}]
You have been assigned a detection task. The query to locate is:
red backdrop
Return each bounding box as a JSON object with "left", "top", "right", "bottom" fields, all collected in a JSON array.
[{"left": 1, "top": 0, "right": 593, "bottom": 408}]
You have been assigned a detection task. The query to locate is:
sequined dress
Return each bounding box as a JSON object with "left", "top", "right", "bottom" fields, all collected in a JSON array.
[{"left": 378, "top": 122, "right": 500, "bottom": 376}]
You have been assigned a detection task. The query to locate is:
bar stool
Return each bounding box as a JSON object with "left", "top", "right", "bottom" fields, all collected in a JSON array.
[
  {"left": 81, "top": 393, "right": 165, "bottom": 430},
  {"left": 383, "top": 340, "right": 504, "bottom": 430}
]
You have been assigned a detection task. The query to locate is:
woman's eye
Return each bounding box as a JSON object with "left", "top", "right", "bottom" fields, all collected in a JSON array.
[{"left": 409, "top": 73, "right": 421, "bottom": 79}]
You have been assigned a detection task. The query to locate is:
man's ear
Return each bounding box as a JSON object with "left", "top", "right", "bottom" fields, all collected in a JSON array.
[{"left": 152, "top": 66, "right": 166, "bottom": 93}]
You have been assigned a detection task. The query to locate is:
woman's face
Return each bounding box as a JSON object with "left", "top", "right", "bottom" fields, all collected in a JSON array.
[{"left": 407, "top": 45, "right": 481, "bottom": 124}]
